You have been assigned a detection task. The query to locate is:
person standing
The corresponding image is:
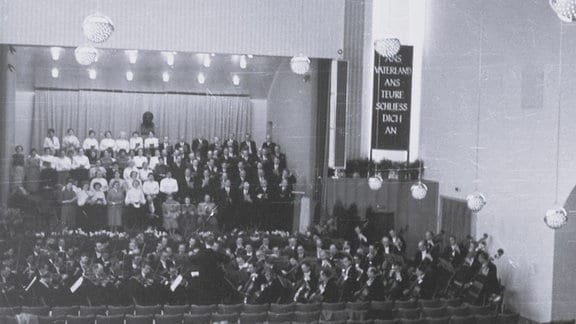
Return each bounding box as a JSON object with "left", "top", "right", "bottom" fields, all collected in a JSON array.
[
  {"left": 162, "top": 194, "right": 180, "bottom": 235},
  {"left": 107, "top": 181, "right": 124, "bottom": 232},
  {"left": 43, "top": 128, "right": 60, "bottom": 152},
  {"left": 24, "top": 148, "right": 41, "bottom": 193},
  {"left": 11, "top": 145, "right": 25, "bottom": 193},
  {"left": 60, "top": 179, "right": 78, "bottom": 229},
  {"left": 125, "top": 180, "right": 146, "bottom": 230}
]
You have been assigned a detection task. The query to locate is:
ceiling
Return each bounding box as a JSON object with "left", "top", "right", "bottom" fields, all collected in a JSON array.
[{"left": 14, "top": 46, "right": 286, "bottom": 99}]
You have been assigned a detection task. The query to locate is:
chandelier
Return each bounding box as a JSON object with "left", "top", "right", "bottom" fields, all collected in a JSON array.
[
  {"left": 368, "top": 174, "right": 383, "bottom": 191},
  {"left": 82, "top": 13, "right": 115, "bottom": 43},
  {"left": 544, "top": 207, "right": 568, "bottom": 229},
  {"left": 550, "top": 0, "right": 576, "bottom": 22},
  {"left": 74, "top": 45, "right": 98, "bottom": 65},
  {"left": 375, "top": 38, "right": 401, "bottom": 58},
  {"left": 290, "top": 55, "right": 310, "bottom": 75},
  {"left": 411, "top": 182, "right": 428, "bottom": 200},
  {"left": 467, "top": 192, "right": 487, "bottom": 212}
]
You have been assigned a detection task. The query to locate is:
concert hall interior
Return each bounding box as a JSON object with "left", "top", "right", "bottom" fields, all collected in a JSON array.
[{"left": 0, "top": 0, "right": 575, "bottom": 323}]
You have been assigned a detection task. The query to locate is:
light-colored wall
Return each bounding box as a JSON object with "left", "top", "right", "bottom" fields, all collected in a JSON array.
[
  {"left": 0, "top": 0, "right": 344, "bottom": 59},
  {"left": 420, "top": 1, "right": 576, "bottom": 322},
  {"left": 250, "top": 99, "right": 267, "bottom": 146},
  {"left": 13, "top": 91, "right": 34, "bottom": 153}
]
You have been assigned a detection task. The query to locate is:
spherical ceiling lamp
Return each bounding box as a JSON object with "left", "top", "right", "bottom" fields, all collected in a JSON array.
[
  {"left": 411, "top": 182, "right": 428, "bottom": 200},
  {"left": 544, "top": 206, "right": 568, "bottom": 229},
  {"left": 82, "top": 13, "right": 115, "bottom": 43},
  {"left": 368, "top": 175, "right": 383, "bottom": 191},
  {"left": 375, "top": 38, "right": 401, "bottom": 58},
  {"left": 290, "top": 55, "right": 310, "bottom": 75},
  {"left": 466, "top": 192, "right": 487, "bottom": 212},
  {"left": 74, "top": 45, "right": 98, "bottom": 65},
  {"left": 550, "top": 0, "right": 576, "bottom": 22}
]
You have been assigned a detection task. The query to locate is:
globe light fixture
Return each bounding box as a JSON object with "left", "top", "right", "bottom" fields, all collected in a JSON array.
[
  {"left": 368, "top": 174, "right": 383, "bottom": 191},
  {"left": 239, "top": 55, "right": 247, "bottom": 69},
  {"left": 88, "top": 68, "right": 97, "bottom": 80},
  {"left": 411, "top": 182, "right": 428, "bottom": 200},
  {"left": 125, "top": 50, "right": 138, "bottom": 64},
  {"left": 550, "top": 0, "right": 576, "bottom": 22},
  {"left": 51, "top": 67, "right": 59, "bottom": 78},
  {"left": 544, "top": 206, "right": 568, "bottom": 229},
  {"left": 126, "top": 71, "right": 134, "bottom": 81},
  {"left": 290, "top": 54, "right": 310, "bottom": 75},
  {"left": 50, "top": 47, "right": 63, "bottom": 61},
  {"left": 162, "top": 72, "right": 170, "bottom": 82},
  {"left": 232, "top": 74, "right": 240, "bottom": 86},
  {"left": 74, "top": 45, "right": 98, "bottom": 65},
  {"left": 375, "top": 38, "right": 401, "bottom": 58},
  {"left": 467, "top": 192, "right": 487, "bottom": 212},
  {"left": 82, "top": 13, "right": 115, "bottom": 43},
  {"left": 197, "top": 72, "right": 206, "bottom": 84}
]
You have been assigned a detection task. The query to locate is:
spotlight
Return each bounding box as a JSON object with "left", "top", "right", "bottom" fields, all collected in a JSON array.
[
  {"left": 50, "top": 47, "right": 63, "bottom": 61},
  {"left": 232, "top": 74, "right": 240, "bottom": 86},
  {"left": 203, "top": 55, "right": 211, "bottom": 68},
  {"left": 197, "top": 72, "right": 206, "bottom": 84},
  {"left": 239, "top": 55, "right": 247, "bottom": 69},
  {"left": 88, "top": 68, "right": 97, "bottom": 80},
  {"left": 51, "top": 67, "right": 59, "bottom": 78},
  {"left": 126, "top": 71, "right": 134, "bottom": 81},
  {"left": 162, "top": 71, "right": 170, "bottom": 82},
  {"left": 125, "top": 50, "right": 138, "bottom": 64},
  {"left": 247, "top": 54, "right": 254, "bottom": 58},
  {"left": 162, "top": 52, "right": 176, "bottom": 66}
]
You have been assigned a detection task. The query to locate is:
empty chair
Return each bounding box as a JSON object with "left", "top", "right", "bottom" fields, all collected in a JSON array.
[
  {"left": 396, "top": 300, "right": 418, "bottom": 310},
  {"left": 189, "top": 304, "right": 216, "bottom": 315},
  {"left": 446, "top": 306, "right": 469, "bottom": 317},
  {"left": 51, "top": 306, "right": 79, "bottom": 317},
  {"left": 321, "top": 309, "right": 349, "bottom": 321},
  {"left": 21, "top": 306, "right": 50, "bottom": 316},
  {"left": 419, "top": 300, "right": 442, "bottom": 308},
  {"left": 37, "top": 316, "right": 66, "bottom": 324},
  {"left": 183, "top": 313, "right": 212, "bottom": 324},
  {"left": 422, "top": 307, "right": 447, "bottom": 319},
  {"left": 242, "top": 303, "right": 270, "bottom": 314},
  {"left": 398, "top": 308, "right": 420, "bottom": 320},
  {"left": 66, "top": 315, "right": 96, "bottom": 324},
  {"left": 125, "top": 314, "right": 154, "bottom": 324},
  {"left": 497, "top": 312, "right": 519, "bottom": 324},
  {"left": 107, "top": 305, "right": 134, "bottom": 316},
  {"left": 267, "top": 311, "right": 293, "bottom": 323},
  {"left": 475, "top": 314, "right": 497, "bottom": 324},
  {"left": 440, "top": 298, "right": 461, "bottom": 307},
  {"left": 295, "top": 303, "right": 322, "bottom": 313},
  {"left": 239, "top": 311, "right": 268, "bottom": 323},
  {"left": 294, "top": 310, "right": 321, "bottom": 323},
  {"left": 155, "top": 314, "right": 183, "bottom": 324},
  {"left": 164, "top": 304, "right": 190, "bottom": 315},
  {"left": 467, "top": 304, "right": 491, "bottom": 316},
  {"left": 134, "top": 305, "right": 162, "bottom": 316},
  {"left": 211, "top": 312, "right": 239, "bottom": 323},
  {"left": 79, "top": 306, "right": 107, "bottom": 316},
  {"left": 449, "top": 315, "right": 476, "bottom": 324},
  {"left": 270, "top": 303, "right": 295, "bottom": 313},
  {"left": 217, "top": 303, "right": 244, "bottom": 314},
  {"left": 426, "top": 316, "right": 451, "bottom": 324},
  {"left": 95, "top": 315, "right": 125, "bottom": 324}
]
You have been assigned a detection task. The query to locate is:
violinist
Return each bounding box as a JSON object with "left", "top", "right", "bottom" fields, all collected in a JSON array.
[
  {"left": 425, "top": 231, "right": 442, "bottom": 259},
  {"left": 293, "top": 261, "right": 318, "bottom": 303},
  {"left": 0, "top": 264, "right": 21, "bottom": 306},
  {"left": 383, "top": 261, "right": 406, "bottom": 300},
  {"left": 315, "top": 268, "right": 340, "bottom": 303},
  {"left": 465, "top": 251, "right": 499, "bottom": 304},
  {"left": 442, "top": 235, "right": 464, "bottom": 266},
  {"left": 404, "top": 266, "right": 435, "bottom": 300},
  {"left": 338, "top": 255, "right": 359, "bottom": 302},
  {"left": 255, "top": 267, "right": 288, "bottom": 304},
  {"left": 160, "top": 265, "right": 188, "bottom": 305},
  {"left": 356, "top": 266, "right": 386, "bottom": 301},
  {"left": 127, "top": 262, "right": 157, "bottom": 305},
  {"left": 412, "top": 241, "right": 434, "bottom": 270}
]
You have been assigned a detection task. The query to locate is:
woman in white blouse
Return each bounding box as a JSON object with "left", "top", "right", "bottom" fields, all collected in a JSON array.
[
  {"left": 115, "top": 131, "right": 130, "bottom": 153},
  {"left": 62, "top": 128, "right": 80, "bottom": 151},
  {"left": 133, "top": 149, "right": 148, "bottom": 169},
  {"left": 129, "top": 131, "right": 143, "bottom": 151},
  {"left": 43, "top": 128, "right": 60, "bottom": 152},
  {"left": 125, "top": 180, "right": 146, "bottom": 229},
  {"left": 55, "top": 149, "right": 73, "bottom": 184},
  {"left": 139, "top": 161, "right": 153, "bottom": 181},
  {"left": 71, "top": 148, "right": 91, "bottom": 182},
  {"left": 83, "top": 130, "right": 99, "bottom": 151},
  {"left": 142, "top": 173, "right": 159, "bottom": 199},
  {"left": 100, "top": 131, "right": 117, "bottom": 153},
  {"left": 144, "top": 131, "right": 159, "bottom": 155}
]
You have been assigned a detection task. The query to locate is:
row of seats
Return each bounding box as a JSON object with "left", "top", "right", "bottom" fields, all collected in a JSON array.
[{"left": 1, "top": 312, "right": 522, "bottom": 324}]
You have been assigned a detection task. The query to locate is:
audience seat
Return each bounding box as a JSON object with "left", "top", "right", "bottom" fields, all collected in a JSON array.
[
  {"left": 189, "top": 304, "right": 216, "bottom": 315},
  {"left": 400, "top": 319, "right": 426, "bottom": 324},
  {"left": 419, "top": 300, "right": 442, "bottom": 308},
  {"left": 134, "top": 304, "right": 162, "bottom": 316},
  {"left": 346, "top": 302, "right": 370, "bottom": 321},
  {"left": 269, "top": 303, "right": 295, "bottom": 313},
  {"left": 346, "top": 320, "right": 373, "bottom": 324},
  {"left": 466, "top": 304, "right": 491, "bottom": 316},
  {"left": 107, "top": 305, "right": 134, "bottom": 316},
  {"left": 79, "top": 305, "right": 107, "bottom": 316},
  {"left": 211, "top": 312, "right": 239, "bottom": 323},
  {"left": 37, "top": 315, "right": 66, "bottom": 324},
  {"left": 267, "top": 311, "right": 293, "bottom": 323},
  {"left": 497, "top": 312, "right": 519, "bottom": 324},
  {"left": 21, "top": 306, "right": 50, "bottom": 316},
  {"left": 51, "top": 306, "right": 79, "bottom": 316},
  {"left": 319, "top": 320, "right": 347, "bottom": 324},
  {"left": 95, "top": 314, "right": 125, "bottom": 324},
  {"left": 293, "top": 310, "right": 320, "bottom": 323},
  {"left": 154, "top": 314, "right": 183, "bottom": 324},
  {"left": 449, "top": 315, "right": 476, "bottom": 324},
  {"left": 323, "top": 302, "right": 347, "bottom": 311},
  {"left": 474, "top": 314, "right": 497, "bottom": 324},
  {"left": 398, "top": 308, "right": 420, "bottom": 320},
  {"left": 440, "top": 299, "right": 462, "bottom": 307},
  {"left": 373, "top": 320, "right": 401, "bottom": 324},
  {"left": 321, "top": 309, "right": 349, "bottom": 321},
  {"left": 125, "top": 314, "right": 154, "bottom": 324},
  {"left": 163, "top": 304, "right": 190, "bottom": 315},
  {"left": 239, "top": 311, "right": 268, "bottom": 323},
  {"left": 446, "top": 306, "right": 469, "bottom": 317},
  {"left": 396, "top": 300, "right": 418, "bottom": 310},
  {"left": 421, "top": 307, "right": 447, "bottom": 319},
  {"left": 295, "top": 303, "right": 322, "bottom": 313},
  {"left": 242, "top": 303, "right": 269, "bottom": 314},
  {"left": 369, "top": 301, "right": 396, "bottom": 320},
  {"left": 66, "top": 315, "right": 96, "bottom": 324},
  {"left": 217, "top": 303, "right": 243, "bottom": 314},
  {"left": 182, "top": 313, "right": 212, "bottom": 324},
  {"left": 425, "top": 316, "right": 450, "bottom": 324}
]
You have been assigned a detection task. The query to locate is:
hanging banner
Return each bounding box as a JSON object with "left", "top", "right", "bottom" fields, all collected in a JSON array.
[{"left": 371, "top": 45, "right": 413, "bottom": 151}]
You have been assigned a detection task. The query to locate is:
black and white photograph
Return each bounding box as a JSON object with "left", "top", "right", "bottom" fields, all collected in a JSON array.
[{"left": 0, "top": 0, "right": 572, "bottom": 323}]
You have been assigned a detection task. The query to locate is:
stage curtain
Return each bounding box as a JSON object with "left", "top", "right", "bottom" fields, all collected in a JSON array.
[
  {"left": 440, "top": 197, "right": 472, "bottom": 244},
  {"left": 31, "top": 90, "right": 252, "bottom": 150}
]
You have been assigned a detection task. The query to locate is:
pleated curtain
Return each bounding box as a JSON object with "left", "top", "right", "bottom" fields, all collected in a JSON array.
[{"left": 31, "top": 90, "right": 252, "bottom": 150}]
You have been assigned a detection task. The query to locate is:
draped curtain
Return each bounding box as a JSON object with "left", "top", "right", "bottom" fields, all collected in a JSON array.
[
  {"left": 31, "top": 90, "right": 252, "bottom": 150},
  {"left": 440, "top": 196, "right": 472, "bottom": 245}
]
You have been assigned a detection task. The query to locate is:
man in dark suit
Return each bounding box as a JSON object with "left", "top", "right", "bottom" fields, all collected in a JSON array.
[
  {"left": 218, "top": 179, "right": 237, "bottom": 230},
  {"left": 442, "top": 235, "right": 464, "bottom": 266},
  {"left": 179, "top": 168, "right": 197, "bottom": 200},
  {"left": 159, "top": 136, "right": 173, "bottom": 155},
  {"left": 225, "top": 134, "right": 239, "bottom": 156},
  {"left": 319, "top": 268, "right": 340, "bottom": 303},
  {"left": 196, "top": 169, "right": 215, "bottom": 197},
  {"left": 254, "top": 179, "right": 275, "bottom": 230},
  {"left": 240, "top": 133, "right": 257, "bottom": 157},
  {"left": 192, "top": 137, "right": 209, "bottom": 159},
  {"left": 261, "top": 134, "right": 276, "bottom": 152},
  {"left": 412, "top": 240, "right": 434, "bottom": 270},
  {"left": 408, "top": 267, "right": 436, "bottom": 299},
  {"left": 339, "top": 255, "right": 359, "bottom": 302},
  {"left": 174, "top": 136, "right": 191, "bottom": 155}
]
